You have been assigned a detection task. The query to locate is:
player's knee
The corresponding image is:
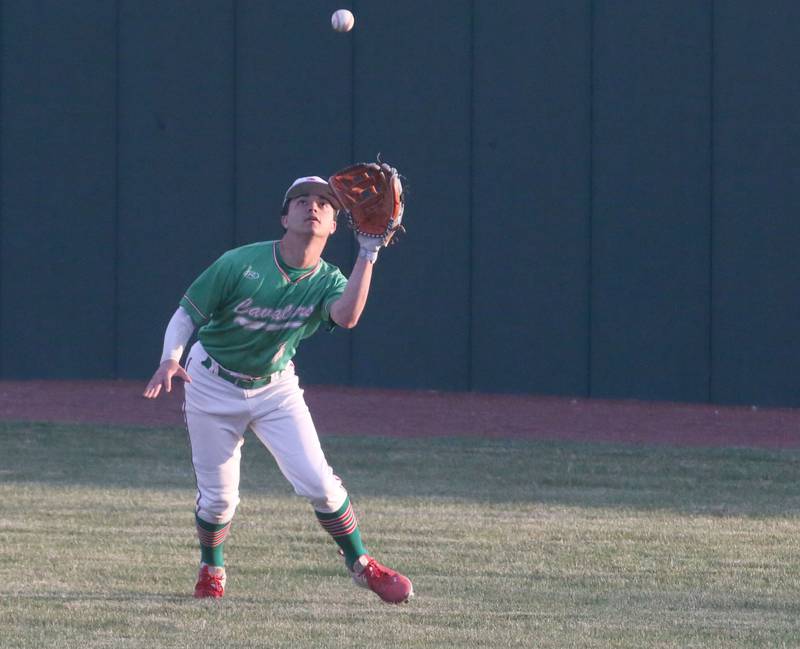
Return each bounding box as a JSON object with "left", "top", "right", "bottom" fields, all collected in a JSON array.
[
  {"left": 197, "top": 490, "right": 239, "bottom": 523},
  {"left": 298, "top": 477, "right": 347, "bottom": 513},
  {"left": 307, "top": 493, "right": 348, "bottom": 512}
]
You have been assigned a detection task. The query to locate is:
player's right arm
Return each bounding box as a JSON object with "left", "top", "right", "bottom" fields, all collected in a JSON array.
[{"left": 143, "top": 306, "right": 196, "bottom": 399}]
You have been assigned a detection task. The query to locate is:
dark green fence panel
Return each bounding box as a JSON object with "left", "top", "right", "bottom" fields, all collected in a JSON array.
[
  {"left": 712, "top": 1, "right": 800, "bottom": 406},
  {"left": 236, "top": 1, "right": 353, "bottom": 386},
  {"left": 1, "top": 1, "right": 798, "bottom": 406},
  {"left": 116, "top": 1, "right": 235, "bottom": 378},
  {"left": 0, "top": 1, "right": 116, "bottom": 377},
  {"left": 348, "top": 0, "right": 472, "bottom": 391},
  {"left": 591, "top": 1, "right": 712, "bottom": 402},
  {"left": 472, "top": 2, "right": 591, "bottom": 395}
]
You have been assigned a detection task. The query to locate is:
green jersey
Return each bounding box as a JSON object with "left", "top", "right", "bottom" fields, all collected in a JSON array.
[{"left": 180, "top": 240, "right": 348, "bottom": 377}]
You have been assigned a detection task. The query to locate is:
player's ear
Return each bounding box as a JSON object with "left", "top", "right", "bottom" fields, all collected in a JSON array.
[
  {"left": 281, "top": 213, "right": 288, "bottom": 229},
  {"left": 330, "top": 218, "right": 337, "bottom": 235}
]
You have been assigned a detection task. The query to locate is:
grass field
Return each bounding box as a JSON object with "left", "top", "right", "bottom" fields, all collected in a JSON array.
[{"left": 1, "top": 421, "right": 799, "bottom": 648}]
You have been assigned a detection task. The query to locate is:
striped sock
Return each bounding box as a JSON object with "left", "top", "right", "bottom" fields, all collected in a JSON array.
[
  {"left": 315, "top": 497, "right": 367, "bottom": 569},
  {"left": 196, "top": 514, "right": 231, "bottom": 567}
]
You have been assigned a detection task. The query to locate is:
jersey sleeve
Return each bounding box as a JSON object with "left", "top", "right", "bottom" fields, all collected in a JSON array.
[
  {"left": 179, "top": 252, "right": 236, "bottom": 326},
  {"left": 320, "top": 267, "right": 349, "bottom": 329}
]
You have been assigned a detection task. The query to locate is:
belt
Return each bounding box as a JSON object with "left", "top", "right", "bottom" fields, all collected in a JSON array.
[{"left": 201, "top": 356, "right": 274, "bottom": 389}]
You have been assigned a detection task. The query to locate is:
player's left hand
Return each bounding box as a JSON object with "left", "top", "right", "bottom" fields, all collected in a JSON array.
[
  {"left": 357, "top": 234, "right": 384, "bottom": 262},
  {"left": 357, "top": 234, "right": 384, "bottom": 250},
  {"left": 143, "top": 359, "right": 191, "bottom": 399},
  {"left": 329, "top": 158, "right": 406, "bottom": 249}
]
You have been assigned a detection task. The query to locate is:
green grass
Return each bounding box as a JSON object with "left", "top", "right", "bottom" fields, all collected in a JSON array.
[{"left": 1, "top": 420, "right": 799, "bottom": 648}]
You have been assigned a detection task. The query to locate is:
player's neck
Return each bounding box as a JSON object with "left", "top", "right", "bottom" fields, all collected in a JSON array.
[{"left": 278, "top": 233, "right": 325, "bottom": 269}]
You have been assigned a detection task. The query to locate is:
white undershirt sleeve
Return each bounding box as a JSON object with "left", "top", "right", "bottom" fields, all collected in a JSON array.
[{"left": 160, "top": 306, "right": 197, "bottom": 364}]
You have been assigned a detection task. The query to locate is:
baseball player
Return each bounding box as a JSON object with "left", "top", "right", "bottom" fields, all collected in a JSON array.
[{"left": 143, "top": 175, "right": 412, "bottom": 604}]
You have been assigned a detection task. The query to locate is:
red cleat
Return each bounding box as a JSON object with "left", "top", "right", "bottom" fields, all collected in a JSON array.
[
  {"left": 348, "top": 554, "right": 413, "bottom": 604},
  {"left": 193, "top": 564, "right": 226, "bottom": 599}
]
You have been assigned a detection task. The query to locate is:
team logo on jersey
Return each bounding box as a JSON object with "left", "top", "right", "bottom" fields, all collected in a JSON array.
[{"left": 243, "top": 268, "right": 260, "bottom": 280}]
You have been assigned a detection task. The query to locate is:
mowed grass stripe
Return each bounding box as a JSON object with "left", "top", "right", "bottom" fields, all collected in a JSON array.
[{"left": 1, "top": 421, "right": 798, "bottom": 648}]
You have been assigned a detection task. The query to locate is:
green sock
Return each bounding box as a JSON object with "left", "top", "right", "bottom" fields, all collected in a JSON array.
[
  {"left": 315, "top": 497, "right": 367, "bottom": 568},
  {"left": 196, "top": 514, "right": 231, "bottom": 567}
]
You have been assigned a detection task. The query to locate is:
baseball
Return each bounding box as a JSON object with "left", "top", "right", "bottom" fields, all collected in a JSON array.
[{"left": 331, "top": 9, "right": 355, "bottom": 33}]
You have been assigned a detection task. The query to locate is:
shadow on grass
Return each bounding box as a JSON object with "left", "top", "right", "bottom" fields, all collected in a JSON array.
[{"left": 2, "top": 421, "right": 799, "bottom": 516}]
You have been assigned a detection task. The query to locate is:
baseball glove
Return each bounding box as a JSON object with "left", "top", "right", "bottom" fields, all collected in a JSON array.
[{"left": 328, "top": 160, "right": 405, "bottom": 245}]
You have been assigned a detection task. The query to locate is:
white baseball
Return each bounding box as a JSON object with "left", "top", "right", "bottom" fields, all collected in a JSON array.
[{"left": 331, "top": 9, "right": 355, "bottom": 33}]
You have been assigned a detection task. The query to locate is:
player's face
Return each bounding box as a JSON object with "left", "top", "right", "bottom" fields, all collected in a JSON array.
[{"left": 282, "top": 194, "right": 338, "bottom": 238}]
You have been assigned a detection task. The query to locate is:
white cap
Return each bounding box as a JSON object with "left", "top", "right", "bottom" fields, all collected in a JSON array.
[{"left": 282, "top": 176, "right": 341, "bottom": 211}]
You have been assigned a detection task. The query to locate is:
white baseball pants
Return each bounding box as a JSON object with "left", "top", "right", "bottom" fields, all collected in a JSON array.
[{"left": 183, "top": 341, "right": 348, "bottom": 524}]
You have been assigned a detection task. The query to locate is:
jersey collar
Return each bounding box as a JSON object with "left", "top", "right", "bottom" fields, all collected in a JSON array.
[{"left": 273, "top": 241, "right": 321, "bottom": 285}]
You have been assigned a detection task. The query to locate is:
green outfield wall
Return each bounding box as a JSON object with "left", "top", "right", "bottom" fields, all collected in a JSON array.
[{"left": 1, "top": 1, "right": 798, "bottom": 407}]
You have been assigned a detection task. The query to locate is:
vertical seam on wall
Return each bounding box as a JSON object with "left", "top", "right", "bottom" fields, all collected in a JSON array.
[
  {"left": 113, "top": 0, "right": 120, "bottom": 378},
  {"left": 708, "top": 0, "right": 715, "bottom": 403},
  {"left": 0, "top": 0, "right": 4, "bottom": 377},
  {"left": 587, "top": 0, "right": 595, "bottom": 397},
  {"left": 348, "top": 0, "right": 357, "bottom": 386},
  {"left": 232, "top": 0, "right": 238, "bottom": 247},
  {"left": 467, "top": 0, "right": 475, "bottom": 391}
]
